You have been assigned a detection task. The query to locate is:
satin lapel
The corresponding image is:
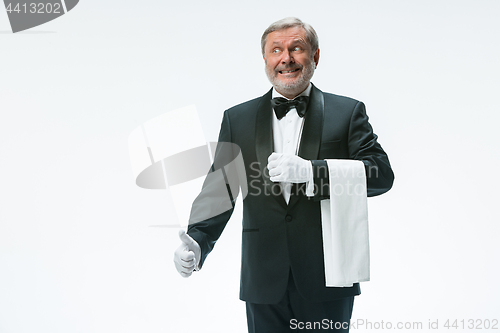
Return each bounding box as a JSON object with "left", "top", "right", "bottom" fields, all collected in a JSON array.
[
  {"left": 288, "top": 84, "right": 325, "bottom": 209},
  {"left": 255, "top": 88, "right": 287, "bottom": 209}
]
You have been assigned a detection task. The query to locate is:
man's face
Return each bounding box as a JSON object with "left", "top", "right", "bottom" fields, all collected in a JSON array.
[{"left": 263, "top": 26, "right": 320, "bottom": 99}]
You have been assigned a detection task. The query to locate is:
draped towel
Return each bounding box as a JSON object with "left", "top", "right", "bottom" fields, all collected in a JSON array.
[{"left": 321, "top": 159, "right": 370, "bottom": 287}]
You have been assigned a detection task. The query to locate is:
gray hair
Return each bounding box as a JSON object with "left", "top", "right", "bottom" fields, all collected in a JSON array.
[{"left": 261, "top": 17, "right": 319, "bottom": 55}]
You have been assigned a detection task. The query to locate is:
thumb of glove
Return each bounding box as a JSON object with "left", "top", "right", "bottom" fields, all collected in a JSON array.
[
  {"left": 179, "top": 229, "right": 194, "bottom": 246},
  {"left": 178, "top": 229, "right": 201, "bottom": 268}
]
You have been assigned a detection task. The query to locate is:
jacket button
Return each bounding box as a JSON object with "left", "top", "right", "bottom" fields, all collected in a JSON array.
[{"left": 285, "top": 215, "right": 292, "bottom": 222}]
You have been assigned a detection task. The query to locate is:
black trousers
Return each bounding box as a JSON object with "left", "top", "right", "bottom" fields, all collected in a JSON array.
[{"left": 246, "top": 271, "right": 354, "bottom": 333}]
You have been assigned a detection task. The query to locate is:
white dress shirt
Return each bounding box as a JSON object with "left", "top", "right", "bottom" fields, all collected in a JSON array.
[{"left": 271, "top": 83, "right": 315, "bottom": 203}]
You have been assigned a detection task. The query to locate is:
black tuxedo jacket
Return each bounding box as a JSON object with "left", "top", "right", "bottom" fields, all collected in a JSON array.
[{"left": 188, "top": 84, "right": 394, "bottom": 304}]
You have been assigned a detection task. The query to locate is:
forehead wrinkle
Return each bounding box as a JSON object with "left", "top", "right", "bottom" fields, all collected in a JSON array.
[
  {"left": 291, "top": 39, "right": 307, "bottom": 45},
  {"left": 270, "top": 38, "right": 307, "bottom": 47}
]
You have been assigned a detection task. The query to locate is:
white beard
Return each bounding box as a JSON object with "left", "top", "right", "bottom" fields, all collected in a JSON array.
[{"left": 265, "top": 57, "right": 316, "bottom": 97}]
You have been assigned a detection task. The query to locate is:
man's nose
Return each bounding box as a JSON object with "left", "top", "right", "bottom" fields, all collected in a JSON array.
[{"left": 281, "top": 49, "right": 294, "bottom": 64}]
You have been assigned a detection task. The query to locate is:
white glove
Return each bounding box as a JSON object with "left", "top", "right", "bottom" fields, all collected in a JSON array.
[
  {"left": 267, "top": 153, "right": 312, "bottom": 183},
  {"left": 173, "top": 230, "right": 201, "bottom": 278}
]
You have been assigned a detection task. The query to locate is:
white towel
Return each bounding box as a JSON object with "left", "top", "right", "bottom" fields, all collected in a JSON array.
[{"left": 321, "top": 159, "right": 370, "bottom": 287}]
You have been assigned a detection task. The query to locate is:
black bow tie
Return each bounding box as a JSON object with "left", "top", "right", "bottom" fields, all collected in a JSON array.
[{"left": 271, "top": 96, "right": 309, "bottom": 120}]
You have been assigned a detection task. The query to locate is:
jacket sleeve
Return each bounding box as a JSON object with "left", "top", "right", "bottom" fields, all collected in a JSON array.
[
  {"left": 311, "top": 101, "right": 394, "bottom": 200},
  {"left": 187, "top": 110, "right": 240, "bottom": 269}
]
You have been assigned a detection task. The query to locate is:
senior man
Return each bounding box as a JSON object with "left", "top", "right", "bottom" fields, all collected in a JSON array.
[{"left": 174, "top": 17, "right": 394, "bottom": 332}]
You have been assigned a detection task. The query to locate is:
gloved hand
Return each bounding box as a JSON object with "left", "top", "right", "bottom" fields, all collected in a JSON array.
[
  {"left": 267, "top": 153, "right": 312, "bottom": 183},
  {"left": 173, "top": 230, "right": 201, "bottom": 278}
]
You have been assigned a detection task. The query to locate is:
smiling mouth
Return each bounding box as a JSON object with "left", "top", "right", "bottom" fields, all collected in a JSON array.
[{"left": 278, "top": 68, "right": 300, "bottom": 74}]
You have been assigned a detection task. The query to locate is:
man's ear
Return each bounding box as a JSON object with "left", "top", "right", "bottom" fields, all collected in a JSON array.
[{"left": 314, "top": 49, "right": 320, "bottom": 68}]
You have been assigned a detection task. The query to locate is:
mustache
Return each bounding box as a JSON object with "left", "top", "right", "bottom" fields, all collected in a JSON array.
[{"left": 275, "top": 64, "right": 303, "bottom": 72}]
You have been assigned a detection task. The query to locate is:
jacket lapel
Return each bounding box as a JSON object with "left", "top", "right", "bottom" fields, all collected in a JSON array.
[{"left": 288, "top": 83, "right": 325, "bottom": 209}]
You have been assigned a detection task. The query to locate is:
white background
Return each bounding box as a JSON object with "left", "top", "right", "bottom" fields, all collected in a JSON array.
[{"left": 1, "top": 1, "right": 499, "bottom": 332}]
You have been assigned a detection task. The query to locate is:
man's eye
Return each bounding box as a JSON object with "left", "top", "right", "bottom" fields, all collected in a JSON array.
[
  {"left": 273, "top": 49, "right": 280, "bottom": 53},
  {"left": 293, "top": 47, "right": 301, "bottom": 51}
]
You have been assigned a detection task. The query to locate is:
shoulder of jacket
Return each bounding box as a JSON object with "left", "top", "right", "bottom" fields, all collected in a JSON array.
[{"left": 322, "top": 91, "right": 361, "bottom": 107}]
